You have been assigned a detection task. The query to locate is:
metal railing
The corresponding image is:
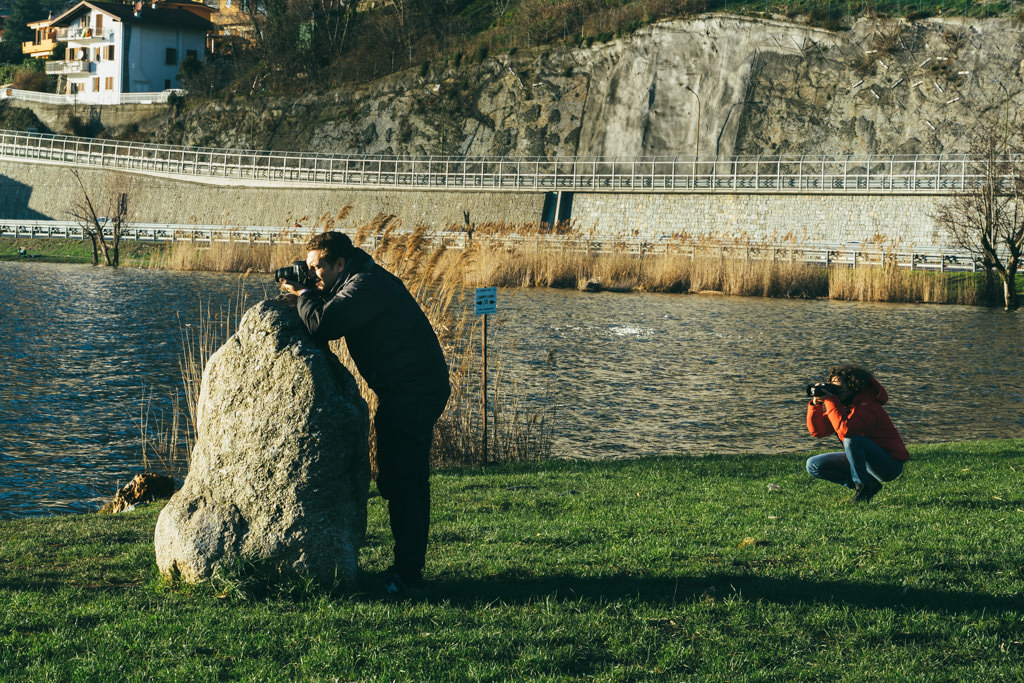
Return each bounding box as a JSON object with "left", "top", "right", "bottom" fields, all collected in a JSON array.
[
  {"left": 44, "top": 60, "right": 92, "bottom": 76},
  {"left": 56, "top": 27, "right": 114, "bottom": 42},
  {"left": 1, "top": 128, "right": 1021, "bottom": 194},
  {"left": 0, "top": 219, "right": 980, "bottom": 271},
  {"left": 0, "top": 89, "right": 182, "bottom": 106}
]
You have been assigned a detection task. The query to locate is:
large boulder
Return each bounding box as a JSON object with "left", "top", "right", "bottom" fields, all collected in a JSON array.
[{"left": 154, "top": 297, "right": 370, "bottom": 586}]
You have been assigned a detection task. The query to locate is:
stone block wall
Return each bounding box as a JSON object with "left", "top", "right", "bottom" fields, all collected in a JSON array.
[
  {"left": 0, "top": 161, "right": 547, "bottom": 230},
  {"left": 570, "top": 193, "right": 949, "bottom": 247},
  {"left": 2, "top": 159, "right": 953, "bottom": 248}
]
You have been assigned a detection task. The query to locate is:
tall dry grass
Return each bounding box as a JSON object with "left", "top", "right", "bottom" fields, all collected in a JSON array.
[
  {"left": 154, "top": 219, "right": 979, "bottom": 305},
  {"left": 827, "top": 263, "right": 980, "bottom": 304},
  {"left": 336, "top": 216, "right": 554, "bottom": 469},
  {"left": 458, "top": 234, "right": 832, "bottom": 298}
]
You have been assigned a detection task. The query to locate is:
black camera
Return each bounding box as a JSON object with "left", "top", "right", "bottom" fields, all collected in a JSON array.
[
  {"left": 806, "top": 382, "right": 840, "bottom": 398},
  {"left": 275, "top": 260, "right": 311, "bottom": 287}
]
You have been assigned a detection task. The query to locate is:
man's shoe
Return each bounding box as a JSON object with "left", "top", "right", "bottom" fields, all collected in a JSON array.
[
  {"left": 851, "top": 478, "right": 882, "bottom": 503},
  {"left": 385, "top": 571, "right": 427, "bottom": 600}
]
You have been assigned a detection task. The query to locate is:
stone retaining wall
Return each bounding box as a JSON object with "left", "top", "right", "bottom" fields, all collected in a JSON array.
[
  {"left": 570, "top": 193, "right": 949, "bottom": 246},
  {"left": 2, "top": 160, "right": 952, "bottom": 247},
  {"left": 0, "top": 161, "right": 547, "bottom": 230}
]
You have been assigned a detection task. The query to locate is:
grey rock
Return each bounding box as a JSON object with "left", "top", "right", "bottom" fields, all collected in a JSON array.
[{"left": 154, "top": 297, "right": 370, "bottom": 586}]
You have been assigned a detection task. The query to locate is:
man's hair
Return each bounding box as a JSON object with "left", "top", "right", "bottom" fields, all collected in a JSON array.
[
  {"left": 827, "top": 364, "right": 874, "bottom": 395},
  {"left": 305, "top": 231, "right": 356, "bottom": 264}
]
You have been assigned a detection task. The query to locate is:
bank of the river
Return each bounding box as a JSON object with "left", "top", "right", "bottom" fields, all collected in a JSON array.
[
  {"left": 2, "top": 440, "right": 1021, "bottom": 680},
  {"left": 2, "top": 235, "right": 1005, "bottom": 305},
  {"left": 0, "top": 237, "right": 165, "bottom": 266}
]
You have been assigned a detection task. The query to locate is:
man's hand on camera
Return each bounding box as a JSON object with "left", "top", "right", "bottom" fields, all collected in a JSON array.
[{"left": 278, "top": 279, "right": 309, "bottom": 297}]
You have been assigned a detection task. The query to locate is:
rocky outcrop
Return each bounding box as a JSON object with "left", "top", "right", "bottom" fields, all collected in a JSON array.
[
  {"left": 154, "top": 298, "right": 370, "bottom": 586},
  {"left": 142, "top": 15, "right": 1024, "bottom": 159},
  {"left": 5, "top": 15, "right": 1021, "bottom": 158}
]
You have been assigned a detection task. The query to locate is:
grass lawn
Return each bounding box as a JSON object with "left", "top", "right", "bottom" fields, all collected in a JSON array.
[
  {"left": 0, "top": 237, "right": 165, "bottom": 266},
  {"left": 1, "top": 440, "right": 1023, "bottom": 681}
]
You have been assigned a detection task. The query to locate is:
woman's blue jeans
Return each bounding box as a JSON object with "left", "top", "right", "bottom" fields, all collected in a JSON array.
[{"left": 805, "top": 435, "right": 904, "bottom": 489}]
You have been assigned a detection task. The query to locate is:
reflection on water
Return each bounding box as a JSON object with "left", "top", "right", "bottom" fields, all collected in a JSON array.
[{"left": 1, "top": 261, "right": 1021, "bottom": 518}]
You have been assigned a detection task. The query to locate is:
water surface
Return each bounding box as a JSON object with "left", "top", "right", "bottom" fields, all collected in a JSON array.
[{"left": 1, "top": 260, "right": 1020, "bottom": 518}]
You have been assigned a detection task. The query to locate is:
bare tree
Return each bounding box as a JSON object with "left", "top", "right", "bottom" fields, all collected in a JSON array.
[
  {"left": 68, "top": 169, "right": 132, "bottom": 268},
  {"left": 934, "top": 122, "right": 1023, "bottom": 310}
]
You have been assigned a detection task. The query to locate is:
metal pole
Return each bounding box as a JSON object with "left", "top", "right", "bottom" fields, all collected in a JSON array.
[{"left": 481, "top": 313, "right": 488, "bottom": 462}]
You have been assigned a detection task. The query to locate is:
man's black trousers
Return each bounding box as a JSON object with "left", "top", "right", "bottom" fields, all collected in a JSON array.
[{"left": 374, "top": 390, "right": 449, "bottom": 581}]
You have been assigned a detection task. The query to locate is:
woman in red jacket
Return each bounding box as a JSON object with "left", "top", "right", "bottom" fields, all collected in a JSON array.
[{"left": 805, "top": 364, "right": 909, "bottom": 503}]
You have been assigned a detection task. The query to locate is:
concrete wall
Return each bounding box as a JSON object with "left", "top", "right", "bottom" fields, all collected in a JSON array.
[
  {"left": 0, "top": 161, "right": 548, "bottom": 229},
  {"left": 1, "top": 159, "right": 952, "bottom": 247}
]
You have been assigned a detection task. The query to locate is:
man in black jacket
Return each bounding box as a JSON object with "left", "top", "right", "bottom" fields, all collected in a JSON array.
[{"left": 280, "top": 231, "right": 450, "bottom": 598}]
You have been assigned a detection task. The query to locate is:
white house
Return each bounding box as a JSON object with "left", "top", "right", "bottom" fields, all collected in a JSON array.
[{"left": 43, "top": 1, "right": 213, "bottom": 104}]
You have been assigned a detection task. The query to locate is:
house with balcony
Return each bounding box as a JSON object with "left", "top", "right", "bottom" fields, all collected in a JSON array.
[{"left": 40, "top": 0, "right": 214, "bottom": 104}]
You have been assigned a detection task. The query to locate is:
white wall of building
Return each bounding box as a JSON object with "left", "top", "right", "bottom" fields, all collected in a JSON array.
[
  {"left": 61, "top": 8, "right": 205, "bottom": 104},
  {"left": 125, "top": 25, "right": 205, "bottom": 93}
]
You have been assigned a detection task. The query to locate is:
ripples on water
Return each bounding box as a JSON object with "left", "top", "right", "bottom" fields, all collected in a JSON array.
[
  {"left": 0, "top": 261, "right": 273, "bottom": 518},
  {"left": 488, "top": 288, "right": 1024, "bottom": 458},
  {"left": 1, "top": 261, "right": 1021, "bottom": 518}
]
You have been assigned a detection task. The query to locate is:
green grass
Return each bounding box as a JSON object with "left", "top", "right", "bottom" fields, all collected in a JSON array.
[
  {"left": 0, "top": 237, "right": 165, "bottom": 266},
  {"left": 2, "top": 440, "right": 1022, "bottom": 680}
]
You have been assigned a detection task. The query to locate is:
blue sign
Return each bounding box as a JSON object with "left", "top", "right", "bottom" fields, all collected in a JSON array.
[{"left": 475, "top": 287, "right": 497, "bottom": 316}]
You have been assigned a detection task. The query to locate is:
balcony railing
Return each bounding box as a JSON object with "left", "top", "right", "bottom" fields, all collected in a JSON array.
[
  {"left": 21, "top": 38, "right": 57, "bottom": 55},
  {"left": 56, "top": 27, "right": 114, "bottom": 43},
  {"left": 0, "top": 128, "right": 1020, "bottom": 195},
  {"left": 44, "top": 60, "right": 92, "bottom": 76}
]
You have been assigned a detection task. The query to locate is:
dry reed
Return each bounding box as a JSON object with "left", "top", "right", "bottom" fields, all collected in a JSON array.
[
  {"left": 827, "top": 264, "right": 979, "bottom": 304},
  {"left": 154, "top": 220, "right": 978, "bottom": 305}
]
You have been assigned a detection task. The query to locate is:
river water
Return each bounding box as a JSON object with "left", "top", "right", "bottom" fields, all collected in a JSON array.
[{"left": 1, "top": 260, "right": 1021, "bottom": 518}]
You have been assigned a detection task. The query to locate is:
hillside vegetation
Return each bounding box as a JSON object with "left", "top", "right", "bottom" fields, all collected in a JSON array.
[{"left": 172, "top": 0, "right": 1023, "bottom": 95}]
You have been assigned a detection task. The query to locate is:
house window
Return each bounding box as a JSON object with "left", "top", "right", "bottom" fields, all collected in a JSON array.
[
  {"left": 105, "top": 77, "right": 114, "bottom": 90},
  {"left": 165, "top": 48, "right": 177, "bottom": 65},
  {"left": 107, "top": 45, "right": 115, "bottom": 60},
  {"left": 93, "top": 77, "right": 100, "bottom": 92},
  {"left": 186, "top": 49, "right": 197, "bottom": 59},
  {"left": 164, "top": 79, "right": 172, "bottom": 89}
]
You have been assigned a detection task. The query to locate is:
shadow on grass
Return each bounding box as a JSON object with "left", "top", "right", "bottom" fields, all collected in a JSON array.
[{"left": 424, "top": 573, "right": 1024, "bottom": 615}]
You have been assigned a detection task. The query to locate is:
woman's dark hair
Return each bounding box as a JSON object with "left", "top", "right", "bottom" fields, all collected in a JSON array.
[
  {"left": 827, "top": 364, "right": 874, "bottom": 395},
  {"left": 305, "top": 231, "right": 356, "bottom": 265}
]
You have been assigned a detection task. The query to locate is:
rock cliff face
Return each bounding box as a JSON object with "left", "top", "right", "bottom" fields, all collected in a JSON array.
[
  {"left": 150, "top": 15, "right": 1023, "bottom": 158},
  {"left": 3, "top": 15, "right": 1019, "bottom": 157}
]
